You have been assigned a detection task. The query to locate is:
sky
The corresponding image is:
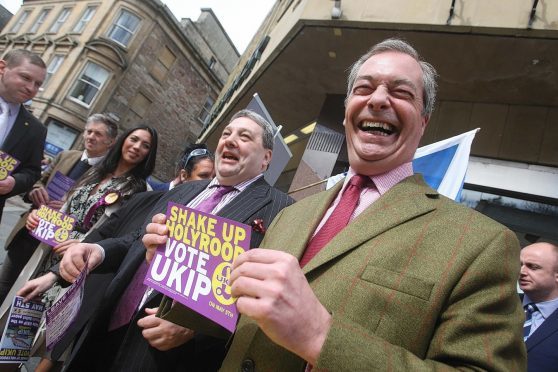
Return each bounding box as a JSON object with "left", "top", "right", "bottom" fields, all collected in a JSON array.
[{"left": 0, "top": 0, "right": 275, "bottom": 53}]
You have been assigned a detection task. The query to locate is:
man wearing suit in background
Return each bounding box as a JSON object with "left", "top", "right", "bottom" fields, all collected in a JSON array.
[
  {"left": 520, "top": 242, "right": 558, "bottom": 371},
  {"left": 58, "top": 109, "right": 294, "bottom": 371},
  {"left": 146, "top": 38, "right": 526, "bottom": 370},
  {"left": 0, "top": 49, "right": 46, "bottom": 223},
  {"left": 0, "top": 113, "right": 117, "bottom": 303}
]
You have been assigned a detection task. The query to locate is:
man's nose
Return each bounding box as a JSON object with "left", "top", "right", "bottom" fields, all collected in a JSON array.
[{"left": 367, "top": 86, "right": 390, "bottom": 111}]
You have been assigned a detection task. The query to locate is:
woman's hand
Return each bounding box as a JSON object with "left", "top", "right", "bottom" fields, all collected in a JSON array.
[
  {"left": 25, "top": 209, "right": 40, "bottom": 231},
  {"left": 17, "top": 272, "right": 58, "bottom": 302}
]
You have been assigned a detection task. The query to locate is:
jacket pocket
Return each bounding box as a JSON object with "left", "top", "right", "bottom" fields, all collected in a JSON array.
[{"left": 361, "top": 265, "right": 434, "bottom": 301}]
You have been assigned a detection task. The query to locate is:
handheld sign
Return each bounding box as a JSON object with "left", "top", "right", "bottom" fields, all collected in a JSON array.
[
  {"left": 144, "top": 202, "right": 251, "bottom": 333},
  {"left": 30, "top": 205, "right": 76, "bottom": 246},
  {"left": 0, "top": 150, "right": 20, "bottom": 181},
  {"left": 46, "top": 171, "right": 76, "bottom": 201},
  {"left": 0, "top": 296, "right": 45, "bottom": 363}
]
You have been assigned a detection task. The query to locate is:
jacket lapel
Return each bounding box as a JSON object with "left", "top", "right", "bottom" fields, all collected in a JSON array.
[
  {"left": 217, "top": 177, "right": 270, "bottom": 223},
  {"left": 303, "top": 175, "right": 438, "bottom": 274},
  {"left": 526, "top": 308, "right": 558, "bottom": 350}
]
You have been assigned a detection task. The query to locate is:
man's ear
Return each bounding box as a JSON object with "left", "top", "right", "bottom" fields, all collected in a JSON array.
[
  {"left": 0, "top": 60, "right": 6, "bottom": 76},
  {"left": 262, "top": 149, "right": 272, "bottom": 171},
  {"left": 420, "top": 115, "right": 430, "bottom": 136}
]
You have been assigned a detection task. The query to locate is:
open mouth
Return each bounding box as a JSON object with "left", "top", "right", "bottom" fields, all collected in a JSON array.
[
  {"left": 358, "top": 121, "right": 396, "bottom": 136},
  {"left": 222, "top": 151, "right": 239, "bottom": 161}
]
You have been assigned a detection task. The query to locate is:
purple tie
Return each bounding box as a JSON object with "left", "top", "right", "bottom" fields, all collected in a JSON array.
[
  {"left": 108, "top": 184, "right": 235, "bottom": 331},
  {"left": 195, "top": 185, "right": 235, "bottom": 213},
  {"left": 299, "top": 175, "right": 368, "bottom": 267}
]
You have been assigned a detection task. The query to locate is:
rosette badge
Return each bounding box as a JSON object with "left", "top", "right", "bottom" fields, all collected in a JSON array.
[
  {"left": 82, "top": 190, "right": 121, "bottom": 230},
  {"left": 251, "top": 218, "right": 266, "bottom": 234}
]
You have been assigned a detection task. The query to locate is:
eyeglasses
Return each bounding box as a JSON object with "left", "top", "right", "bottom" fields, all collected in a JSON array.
[{"left": 183, "top": 148, "right": 210, "bottom": 168}]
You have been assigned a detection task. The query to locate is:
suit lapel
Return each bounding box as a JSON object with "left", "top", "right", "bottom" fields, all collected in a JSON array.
[
  {"left": 217, "top": 177, "right": 270, "bottom": 223},
  {"left": 303, "top": 175, "right": 438, "bottom": 274},
  {"left": 1, "top": 107, "right": 27, "bottom": 152},
  {"left": 526, "top": 308, "right": 558, "bottom": 350}
]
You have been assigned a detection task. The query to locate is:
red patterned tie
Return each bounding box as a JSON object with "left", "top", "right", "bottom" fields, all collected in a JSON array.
[{"left": 299, "top": 175, "right": 368, "bottom": 267}]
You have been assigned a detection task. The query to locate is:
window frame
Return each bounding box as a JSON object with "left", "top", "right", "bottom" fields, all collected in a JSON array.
[
  {"left": 29, "top": 8, "right": 51, "bottom": 33},
  {"left": 72, "top": 5, "right": 97, "bottom": 33},
  {"left": 49, "top": 7, "right": 72, "bottom": 33},
  {"left": 198, "top": 96, "right": 215, "bottom": 125},
  {"left": 43, "top": 54, "right": 65, "bottom": 87},
  {"left": 10, "top": 10, "right": 31, "bottom": 33},
  {"left": 68, "top": 61, "right": 110, "bottom": 108},
  {"left": 106, "top": 9, "right": 141, "bottom": 48}
]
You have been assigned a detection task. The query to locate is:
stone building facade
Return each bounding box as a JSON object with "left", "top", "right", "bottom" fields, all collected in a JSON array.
[{"left": 0, "top": 0, "right": 238, "bottom": 180}]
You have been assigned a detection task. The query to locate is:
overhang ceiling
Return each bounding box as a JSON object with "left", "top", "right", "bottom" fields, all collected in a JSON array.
[{"left": 204, "top": 23, "right": 558, "bottom": 151}]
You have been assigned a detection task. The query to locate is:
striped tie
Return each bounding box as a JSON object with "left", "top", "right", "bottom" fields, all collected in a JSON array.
[{"left": 523, "top": 303, "right": 538, "bottom": 341}]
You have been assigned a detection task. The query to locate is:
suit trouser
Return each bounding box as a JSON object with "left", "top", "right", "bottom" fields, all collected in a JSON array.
[{"left": 0, "top": 228, "right": 41, "bottom": 304}]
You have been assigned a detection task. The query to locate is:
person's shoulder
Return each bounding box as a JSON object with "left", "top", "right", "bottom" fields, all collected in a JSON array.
[{"left": 18, "top": 106, "right": 45, "bottom": 128}]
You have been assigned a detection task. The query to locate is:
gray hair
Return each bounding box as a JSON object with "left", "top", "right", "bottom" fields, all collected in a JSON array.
[
  {"left": 346, "top": 38, "right": 438, "bottom": 116},
  {"left": 86, "top": 113, "right": 118, "bottom": 139},
  {"left": 229, "top": 109, "right": 274, "bottom": 151}
]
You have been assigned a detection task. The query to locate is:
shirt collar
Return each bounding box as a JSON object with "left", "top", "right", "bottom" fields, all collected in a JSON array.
[
  {"left": 0, "top": 97, "right": 20, "bottom": 117},
  {"left": 81, "top": 151, "right": 105, "bottom": 166},
  {"left": 522, "top": 294, "right": 558, "bottom": 319},
  {"left": 344, "top": 162, "right": 413, "bottom": 195},
  {"left": 209, "top": 173, "right": 264, "bottom": 192}
]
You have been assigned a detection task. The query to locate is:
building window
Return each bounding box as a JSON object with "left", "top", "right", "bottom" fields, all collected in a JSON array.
[
  {"left": 45, "top": 119, "right": 80, "bottom": 156},
  {"left": 198, "top": 97, "right": 214, "bottom": 125},
  {"left": 29, "top": 9, "right": 50, "bottom": 33},
  {"left": 107, "top": 9, "right": 140, "bottom": 47},
  {"left": 69, "top": 62, "right": 110, "bottom": 106},
  {"left": 49, "top": 7, "right": 72, "bottom": 33},
  {"left": 10, "top": 10, "right": 31, "bottom": 33},
  {"left": 208, "top": 57, "right": 216, "bottom": 70},
  {"left": 72, "top": 6, "right": 97, "bottom": 33},
  {"left": 44, "top": 55, "right": 64, "bottom": 87}
]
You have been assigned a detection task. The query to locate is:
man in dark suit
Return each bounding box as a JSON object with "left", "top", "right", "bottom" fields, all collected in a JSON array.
[
  {"left": 146, "top": 38, "right": 525, "bottom": 370},
  {"left": 57, "top": 109, "right": 293, "bottom": 371},
  {"left": 0, "top": 49, "right": 47, "bottom": 224},
  {"left": 0, "top": 114, "right": 117, "bottom": 303},
  {"left": 520, "top": 241, "right": 558, "bottom": 371}
]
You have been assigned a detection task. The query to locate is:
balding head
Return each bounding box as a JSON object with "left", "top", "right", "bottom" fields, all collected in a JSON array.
[{"left": 519, "top": 242, "right": 558, "bottom": 303}]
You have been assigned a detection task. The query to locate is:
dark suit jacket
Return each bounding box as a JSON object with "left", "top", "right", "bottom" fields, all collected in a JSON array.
[
  {"left": 0, "top": 105, "right": 46, "bottom": 221},
  {"left": 526, "top": 307, "right": 558, "bottom": 371},
  {"left": 63, "top": 178, "right": 293, "bottom": 372},
  {"left": 217, "top": 175, "right": 525, "bottom": 371}
]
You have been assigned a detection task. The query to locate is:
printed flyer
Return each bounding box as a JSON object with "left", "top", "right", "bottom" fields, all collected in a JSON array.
[
  {"left": 0, "top": 296, "right": 45, "bottom": 363},
  {"left": 46, "top": 171, "right": 76, "bottom": 201},
  {"left": 45, "top": 254, "right": 89, "bottom": 350},
  {"left": 0, "top": 150, "right": 20, "bottom": 181},
  {"left": 30, "top": 205, "right": 76, "bottom": 246},
  {"left": 144, "top": 202, "right": 251, "bottom": 333}
]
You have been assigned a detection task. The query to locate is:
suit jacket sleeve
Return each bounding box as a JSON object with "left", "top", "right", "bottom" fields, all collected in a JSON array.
[{"left": 5, "top": 110, "right": 46, "bottom": 198}]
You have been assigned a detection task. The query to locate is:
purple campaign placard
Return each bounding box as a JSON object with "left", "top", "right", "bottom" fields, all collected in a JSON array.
[
  {"left": 0, "top": 150, "right": 20, "bottom": 181},
  {"left": 30, "top": 205, "right": 76, "bottom": 247},
  {"left": 46, "top": 171, "right": 76, "bottom": 201},
  {"left": 144, "top": 202, "right": 251, "bottom": 333}
]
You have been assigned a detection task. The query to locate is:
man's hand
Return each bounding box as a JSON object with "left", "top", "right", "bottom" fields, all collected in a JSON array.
[
  {"left": 28, "top": 186, "right": 50, "bottom": 207},
  {"left": 143, "top": 213, "right": 169, "bottom": 263},
  {"left": 59, "top": 243, "right": 103, "bottom": 283},
  {"left": 17, "top": 272, "right": 57, "bottom": 302},
  {"left": 230, "top": 249, "right": 332, "bottom": 366},
  {"left": 0, "top": 176, "right": 15, "bottom": 195},
  {"left": 52, "top": 239, "right": 80, "bottom": 255},
  {"left": 25, "top": 209, "right": 40, "bottom": 231},
  {"left": 47, "top": 199, "right": 64, "bottom": 210},
  {"left": 138, "top": 307, "right": 195, "bottom": 351}
]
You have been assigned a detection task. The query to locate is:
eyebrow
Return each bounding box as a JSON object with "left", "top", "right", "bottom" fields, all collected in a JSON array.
[{"left": 356, "top": 74, "right": 418, "bottom": 93}]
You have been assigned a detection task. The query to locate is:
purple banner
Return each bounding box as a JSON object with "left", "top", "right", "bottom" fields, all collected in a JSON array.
[
  {"left": 30, "top": 205, "right": 76, "bottom": 247},
  {"left": 0, "top": 150, "right": 20, "bottom": 181},
  {"left": 0, "top": 296, "right": 45, "bottom": 363},
  {"left": 46, "top": 171, "right": 76, "bottom": 201},
  {"left": 144, "top": 202, "right": 251, "bottom": 333}
]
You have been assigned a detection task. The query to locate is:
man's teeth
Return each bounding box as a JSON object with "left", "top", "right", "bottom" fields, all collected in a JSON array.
[{"left": 361, "top": 122, "right": 394, "bottom": 135}]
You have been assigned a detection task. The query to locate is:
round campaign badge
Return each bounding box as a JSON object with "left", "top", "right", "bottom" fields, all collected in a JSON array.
[{"left": 103, "top": 192, "right": 120, "bottom": 205}]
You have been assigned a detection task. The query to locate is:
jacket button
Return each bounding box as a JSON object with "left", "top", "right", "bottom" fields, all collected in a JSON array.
[{"left": 241, "top": 358, "right": 255, "bottom": 372}]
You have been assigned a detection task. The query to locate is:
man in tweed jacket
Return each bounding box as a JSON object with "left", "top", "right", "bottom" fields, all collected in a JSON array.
[{"left": 146, "top": 38, "right": 526, "bottom": 371}]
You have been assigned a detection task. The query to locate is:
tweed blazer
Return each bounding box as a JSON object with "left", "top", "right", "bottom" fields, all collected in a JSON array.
[
  {"left": 4, "top": 150, "right": 82, "bottom": 248},
  {"left": 222, "top": 175, "right": 526, "bottom": 371}
]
